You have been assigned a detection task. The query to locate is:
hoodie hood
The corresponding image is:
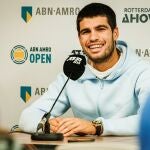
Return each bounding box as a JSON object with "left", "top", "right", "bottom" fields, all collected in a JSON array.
[{"left": 79, "top": 40, "right": 141, "bottom": 81}]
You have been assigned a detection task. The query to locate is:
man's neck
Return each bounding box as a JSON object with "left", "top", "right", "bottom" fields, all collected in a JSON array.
[{"left": 92, "top": 48, "right": 120, "bottom": 72}]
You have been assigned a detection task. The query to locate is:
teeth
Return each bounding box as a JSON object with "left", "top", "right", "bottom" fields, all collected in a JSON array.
[{"left": 89, "top": 44, "right": 103, "bottom": 49}]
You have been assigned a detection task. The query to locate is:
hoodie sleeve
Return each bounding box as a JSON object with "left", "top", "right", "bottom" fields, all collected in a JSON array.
[
  {"left": 97, "top": 115, "right": 139, "bottom": 135},
  {"left": 99, "top": 67, "right": 150, "bottom": 136},
  {"left": 19, "top": 73, "right": 70, "bottom": 133}
]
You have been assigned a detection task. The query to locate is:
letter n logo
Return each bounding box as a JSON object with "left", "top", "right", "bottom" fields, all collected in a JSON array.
[
  {"left": 21, "top": 6, "right": 32, "bottom": 23},
  {"left": 20, "top": 86, "right": 31, "bottom": 103}
]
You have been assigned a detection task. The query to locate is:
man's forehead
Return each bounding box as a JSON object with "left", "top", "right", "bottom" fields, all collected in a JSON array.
[{"left": 79, "top": 16, "right": 109, "bottom": 29}]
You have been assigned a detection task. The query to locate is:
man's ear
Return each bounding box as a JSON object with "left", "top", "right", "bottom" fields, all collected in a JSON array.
[{"left": 113, "top": 27, "right": 119, "bottom": 41}]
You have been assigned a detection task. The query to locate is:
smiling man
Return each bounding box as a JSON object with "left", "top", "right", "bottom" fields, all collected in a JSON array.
[
  {"left": 79, "top": 16, "right": 119, "bottom": 71},
  {"left": 19, "top": 3, "right": 150, "bottom": 137}
]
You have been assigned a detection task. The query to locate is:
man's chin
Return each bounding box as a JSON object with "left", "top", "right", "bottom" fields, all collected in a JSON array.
[{"left": 90, "top": 56, "right": 109, "bottom": 63}]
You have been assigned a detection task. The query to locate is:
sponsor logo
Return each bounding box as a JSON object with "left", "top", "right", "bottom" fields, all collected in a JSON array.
[
  {"left": 10, "top": 45, "right": 28, "bottom": 64},
  {"left": 20, "top": 86, "right": 31, "bottom": 103},
  {"left": 136, "top": 48, "right": 150, "bottom": 58},
  {"left": 21, "top": 6, "right": 32, "bottom": 23},
  {"left": 35, "top": 7, "right": 80, "bottom": 15},
  {"left": 122, "top": 8, "right": 150, "bottom": 23},
  {"left": 21, "top": 6, "right": 80, "bottom": 22},
  {"left": 11, "top": 45, "right": 51, "bottom": 64},
  {"left": 29, "top": 46, "right": 51, "bottom": 63},
  {"left": 20, "top": 85, "right": 48, "bottom": 103},
  {"left": 34, "top": 87, "right": 48, "bottom": 96}
]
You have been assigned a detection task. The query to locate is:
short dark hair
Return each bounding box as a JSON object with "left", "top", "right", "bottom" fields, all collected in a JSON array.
[{"left": 77, "top": 3, "right": 117, "bottom": 33}]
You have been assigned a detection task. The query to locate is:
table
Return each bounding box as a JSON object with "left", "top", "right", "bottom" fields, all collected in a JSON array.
[{"left": 11, "top": 132, "right": 139, "bottom": 150}]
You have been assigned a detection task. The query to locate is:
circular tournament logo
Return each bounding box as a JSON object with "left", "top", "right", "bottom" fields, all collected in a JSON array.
[{"left": 11, "top": 45, "right": 28, "bottom": 64}]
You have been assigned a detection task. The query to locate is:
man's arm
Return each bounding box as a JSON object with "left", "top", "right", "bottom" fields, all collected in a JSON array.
[
  {"left": 19, "top": 73, "right": 70, "bottom": 133},
  {"left": 49, "top": 115, "right": 138, "bottom": 136}
]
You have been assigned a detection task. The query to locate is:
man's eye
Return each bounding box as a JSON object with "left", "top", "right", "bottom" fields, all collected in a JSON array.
[
  {"left": 97, "top": 28, "right": 105, "bottom": 31},
  {"left": 80, "top": 30, "right": 90, "bottom": 35}
]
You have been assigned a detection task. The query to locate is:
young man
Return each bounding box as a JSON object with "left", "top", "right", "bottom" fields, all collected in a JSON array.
[{"left": 19, "top": 3, "right": 150, "bottom": 136}]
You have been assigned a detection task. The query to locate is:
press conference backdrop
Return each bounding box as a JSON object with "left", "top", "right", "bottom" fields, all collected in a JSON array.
[{"left": 0, "top": 0, "right": 150, "bottom": 129}]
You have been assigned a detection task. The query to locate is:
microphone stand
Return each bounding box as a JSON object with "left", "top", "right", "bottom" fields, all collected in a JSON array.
[{"left": 31, "top": 77, "right": 70, "bottom": 141}]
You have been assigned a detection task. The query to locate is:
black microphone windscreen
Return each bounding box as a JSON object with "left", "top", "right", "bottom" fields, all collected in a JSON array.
[{"left": 63, "top": 54, "right": 86, "bottom": 80}]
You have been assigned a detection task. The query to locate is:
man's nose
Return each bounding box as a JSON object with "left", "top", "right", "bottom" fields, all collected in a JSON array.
[{"left": 89, "top": 31, "right": 99, "bottom": 42}]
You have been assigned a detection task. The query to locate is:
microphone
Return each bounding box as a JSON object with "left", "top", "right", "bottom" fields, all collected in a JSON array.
[
  {"left": 63, "top": 53, "right": 86, "bottom": 80},
  {"left": 31, "top": 53, "right": 86, "bottom": 141}
]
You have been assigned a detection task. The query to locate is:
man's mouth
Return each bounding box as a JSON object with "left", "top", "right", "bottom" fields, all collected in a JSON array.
[
  {"left": 89, "top": 44, "right": 103, "bottom": 49},
  {"left": 88, "top": 44, "right": 104, "bottom": 52}
]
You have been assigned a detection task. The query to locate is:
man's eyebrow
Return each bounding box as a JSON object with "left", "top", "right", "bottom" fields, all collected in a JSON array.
[
  {"left": 95, "top": 24, "right": 109, "bottom": 29},
  {"left": 80, "top": 24, "right": 109, "bottom": 33}
]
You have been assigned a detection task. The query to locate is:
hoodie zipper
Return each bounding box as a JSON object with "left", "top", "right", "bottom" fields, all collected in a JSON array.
[
  {"left": 96, "top": 77, "right": 104, "bottom": 89},
  {"left": 95, "top": 77, "right": 104, "bottom": 116}
]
